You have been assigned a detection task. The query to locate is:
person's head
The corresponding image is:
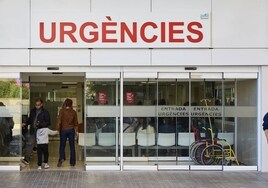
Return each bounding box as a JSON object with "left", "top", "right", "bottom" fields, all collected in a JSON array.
[
  {"left": 35, "top": 98, "right": 43, "bottom": 110},
  {"left": 64, "top": 98, "right": 73, "bottom": 108}
]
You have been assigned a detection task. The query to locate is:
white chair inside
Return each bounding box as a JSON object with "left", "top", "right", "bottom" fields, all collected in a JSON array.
[
  {"left": 178, "top": 132, "right": 195, "bottom": 147},
  {"left": 137, "top": 133, "right": 155, "bottom": 146},
  {"left": 158, "top": 133, "right": 175, "bottom": 147},
  {"left": 78, "top": 133, "right": 96, "bottom": 147},
  {"left": 218, "top": 132, "right": 234, "bottom": 145},
  {"left": 98, "top": 133, "right": 116, "bottom": 146},
  {"left": 120, "top": 133, "right": 136, "bottom": 147}
]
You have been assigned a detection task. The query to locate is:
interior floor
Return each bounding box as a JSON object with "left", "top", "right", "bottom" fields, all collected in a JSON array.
[{"left": 21, "top": 139, "right": 84, "bottom": 171}]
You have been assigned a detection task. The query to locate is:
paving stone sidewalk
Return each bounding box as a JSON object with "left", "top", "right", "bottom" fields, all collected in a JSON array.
[{"left": 0, "top": 170, "right": 268, "bottom": 188}]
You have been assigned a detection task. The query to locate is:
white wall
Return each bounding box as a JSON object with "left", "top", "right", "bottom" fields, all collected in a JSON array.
[
  {"left": 0, "top": 0, "right": 30, "bottom": 48},
  {"left": 91, "top": 49, "right": 150, "bottom": 66},
  {"left": 212, "top": 0, "right": 268, "bottom": 48},
  {"left": 212, "top": 49, "right": 268, "bottom": 65},
  {"left": 153, "top": 0, "right": 211, "bottom": 12},
  {"left": 1, "top": 0, "right": 268, "bottom": 66},
  {"left": 31, "top": 49, "right": 91, "bottom": 66},
  {"left": 91, "top": 0, "right": 150, "bottom": 13},
  {"left": 0, "top": 50, "right": 29, "bottom": 66},
  {"left": 0, "top": 0, "right": 268, "bottom": 66},
  {"left": 152, "top": 49, "right": 211, "bottom": 66}
]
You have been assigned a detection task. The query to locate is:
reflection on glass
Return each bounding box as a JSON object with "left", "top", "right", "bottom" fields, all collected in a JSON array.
[
  {"left": 83, "top": 78, "right": 257, "bottom": 168},
  {"left": 85, "top": 80, "right": 119, "bottom": 165},
  {"left": 86, "top": 81, "right": 117, "bottom": 106},
  {"left": 124, "top": 80, "right": 156, "bottom": 105},
  {"left": 0, "top": 79, "right": 21, "bottom": 158},
  {"left": 123, "top": 80, "right": 157, "bottom": 162}
]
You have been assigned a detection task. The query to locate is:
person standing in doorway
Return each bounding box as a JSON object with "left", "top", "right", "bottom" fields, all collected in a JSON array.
[
  {"left": 21, "top": 98, "right": 51, "bottom": 165},
  {"left": 36, "top": 127, "right": 58, "bottom": 170},
  {"left": 57, "top": 98, "right": 78, "bottom": 167}
]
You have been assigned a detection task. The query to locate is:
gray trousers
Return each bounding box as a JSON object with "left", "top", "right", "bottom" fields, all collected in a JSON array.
[{"left": 24, "top": 133, "right": 36, "bottom": 161}]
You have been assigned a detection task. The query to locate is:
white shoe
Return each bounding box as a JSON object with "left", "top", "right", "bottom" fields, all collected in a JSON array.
[
  {"left": 44, "top": 163, "right": 49, "bottom": 169},
  {"left": 37, "top": 166, "right": 42, "bottom": 170}
]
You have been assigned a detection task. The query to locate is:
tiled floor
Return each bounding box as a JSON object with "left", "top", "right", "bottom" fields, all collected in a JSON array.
[
  {"left": 3, "top": 140, "right": 267, "bottom": 187},
  {"left": 21, "top": 140, "right": 84, "bottom": 171},
  {"left": 0, "top": 171, "right": 268, "bottom": 188}
]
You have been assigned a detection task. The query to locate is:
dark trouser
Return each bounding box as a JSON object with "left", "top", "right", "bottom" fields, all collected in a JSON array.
[
  {"left": 25, "top": 133, "right": 36, "bottom": 162},
  {"left": 37, "top": 144, "right": 48, "bottom": 166},
  {"left": 59, "top": 128, "right": 76, "bottom": 165}
]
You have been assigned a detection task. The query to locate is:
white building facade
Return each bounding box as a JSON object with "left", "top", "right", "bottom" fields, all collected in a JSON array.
[{"left": 0, "top": 0, "right": 268, "bottom": 171}]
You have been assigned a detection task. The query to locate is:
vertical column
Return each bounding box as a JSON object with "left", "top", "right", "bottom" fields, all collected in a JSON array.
[{"left": 76, "top": 83, "right": 83, "bottom": 124}]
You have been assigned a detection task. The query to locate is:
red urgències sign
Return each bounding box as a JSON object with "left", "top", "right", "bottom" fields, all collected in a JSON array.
[{"left": 39, "top": 17, "right": 204, "bottom": 44}]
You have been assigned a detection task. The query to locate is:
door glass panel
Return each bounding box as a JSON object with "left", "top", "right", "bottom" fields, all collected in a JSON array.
[
  {"left": 222, "top": 81, "right": 237, "bottom": 167},
  {"left": 158, "top": 80, "right": 190, "bottom": 167},
  {"left": 190, "top": 79, "right": 224, "bottom": 168},
  {"left": 123, "top": 79, "right": 157, "bottom": 166},
  {"left": 85, "top": 79, "right": 119, "bottom": 166},
  {"left": 0, "top": 78, "right": 22, "bottom": 165},
  {"left": 223, "top": 79, "right": 257, "bottom": 167}
]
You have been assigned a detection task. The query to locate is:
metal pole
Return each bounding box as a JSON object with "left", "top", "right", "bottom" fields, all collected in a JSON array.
[{"left": 120, "top": 72, "right": 124, "bottom": 171}]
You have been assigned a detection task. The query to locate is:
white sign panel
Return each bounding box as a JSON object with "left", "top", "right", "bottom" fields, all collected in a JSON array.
[{"left": 31, "top": 12, "right": 211, "bottom": 48}]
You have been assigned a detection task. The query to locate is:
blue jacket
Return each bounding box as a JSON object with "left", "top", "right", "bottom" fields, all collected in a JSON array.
[{"left": 27, "top": 107, "right": 51, "bottom": 135}]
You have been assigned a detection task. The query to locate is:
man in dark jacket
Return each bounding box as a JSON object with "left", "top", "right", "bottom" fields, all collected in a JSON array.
[{"left": 21, "top": 98, "right": 50, "bottom": 165}]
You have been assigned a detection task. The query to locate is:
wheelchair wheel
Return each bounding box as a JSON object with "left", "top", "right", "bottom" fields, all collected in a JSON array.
[
  {"left": 189, "top": 141, "right": 200, "bottom": 161},
  {"left": 201, "top": 144, "right": 225, "bottom": 165},
  {"left": 193, "top": 142, "right": 207, "bottom": 165}
]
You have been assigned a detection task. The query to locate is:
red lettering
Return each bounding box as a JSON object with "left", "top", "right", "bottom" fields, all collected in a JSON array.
[
  {"left": 187, "top": 22, "right": 203, "bottom": 43},
  {"left": 120, "top": 22, "right": 137, "bottom": 42},
  {"left": 39, "top": 20, "right": 205, "bottom": 45},
  {"left": 140, "top": 22, "right": 157, "bottom": 43},
  {"left": 169, "top": 22, "right": 184, "bottom": 43},
  {"left": 102, "top": 22, "right": 117, "bottom": 43},
  {"left": 60, "top": 22, "right": 78, "bottom": 43},
  {"left": 79, "top": 22, "right": 98, "bottom": 43},
  {"left": 160, "top": 22, "right": 166, "bottom": 43},
  {"left": 40, "top": 22, "right": 56, "bottom": 43}
]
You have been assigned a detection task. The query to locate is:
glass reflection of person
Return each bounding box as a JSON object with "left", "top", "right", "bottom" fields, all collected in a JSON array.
[
  {"left": 0, "top": 102, "right": 14, "bottom": 156},
  {"left": 21, "top": 98, "right": 51, "bottom": 165}
]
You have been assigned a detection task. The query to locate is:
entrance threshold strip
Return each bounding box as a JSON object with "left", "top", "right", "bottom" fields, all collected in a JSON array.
[{"left": 0, "top": 165, "right": 20, "bottom": 171}]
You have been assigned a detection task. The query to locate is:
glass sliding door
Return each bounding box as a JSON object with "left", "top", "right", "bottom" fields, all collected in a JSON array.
[
  {"left": 0, "top": 73, "right": 22, "bottom": 170},
  {"left": 85, "top": 73, "right": 120, "bottom": 170},
  {"left": 123, "top": 74, "right": 157, "bottom": 170},
  {"left": 157, "top": 73, "right": 190, "bottom": 170},
  {"left": 236, "top": 79, "right": 257, "bottom": 167},
  {"left": 83, "top": 71, "right": 258, "bottom": 171},
  {"left": 223, "top": 78, "right": 257, "bottom": 170},
  {"left": 190, "top": 73, "right": 224, "bottom": 170}
]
